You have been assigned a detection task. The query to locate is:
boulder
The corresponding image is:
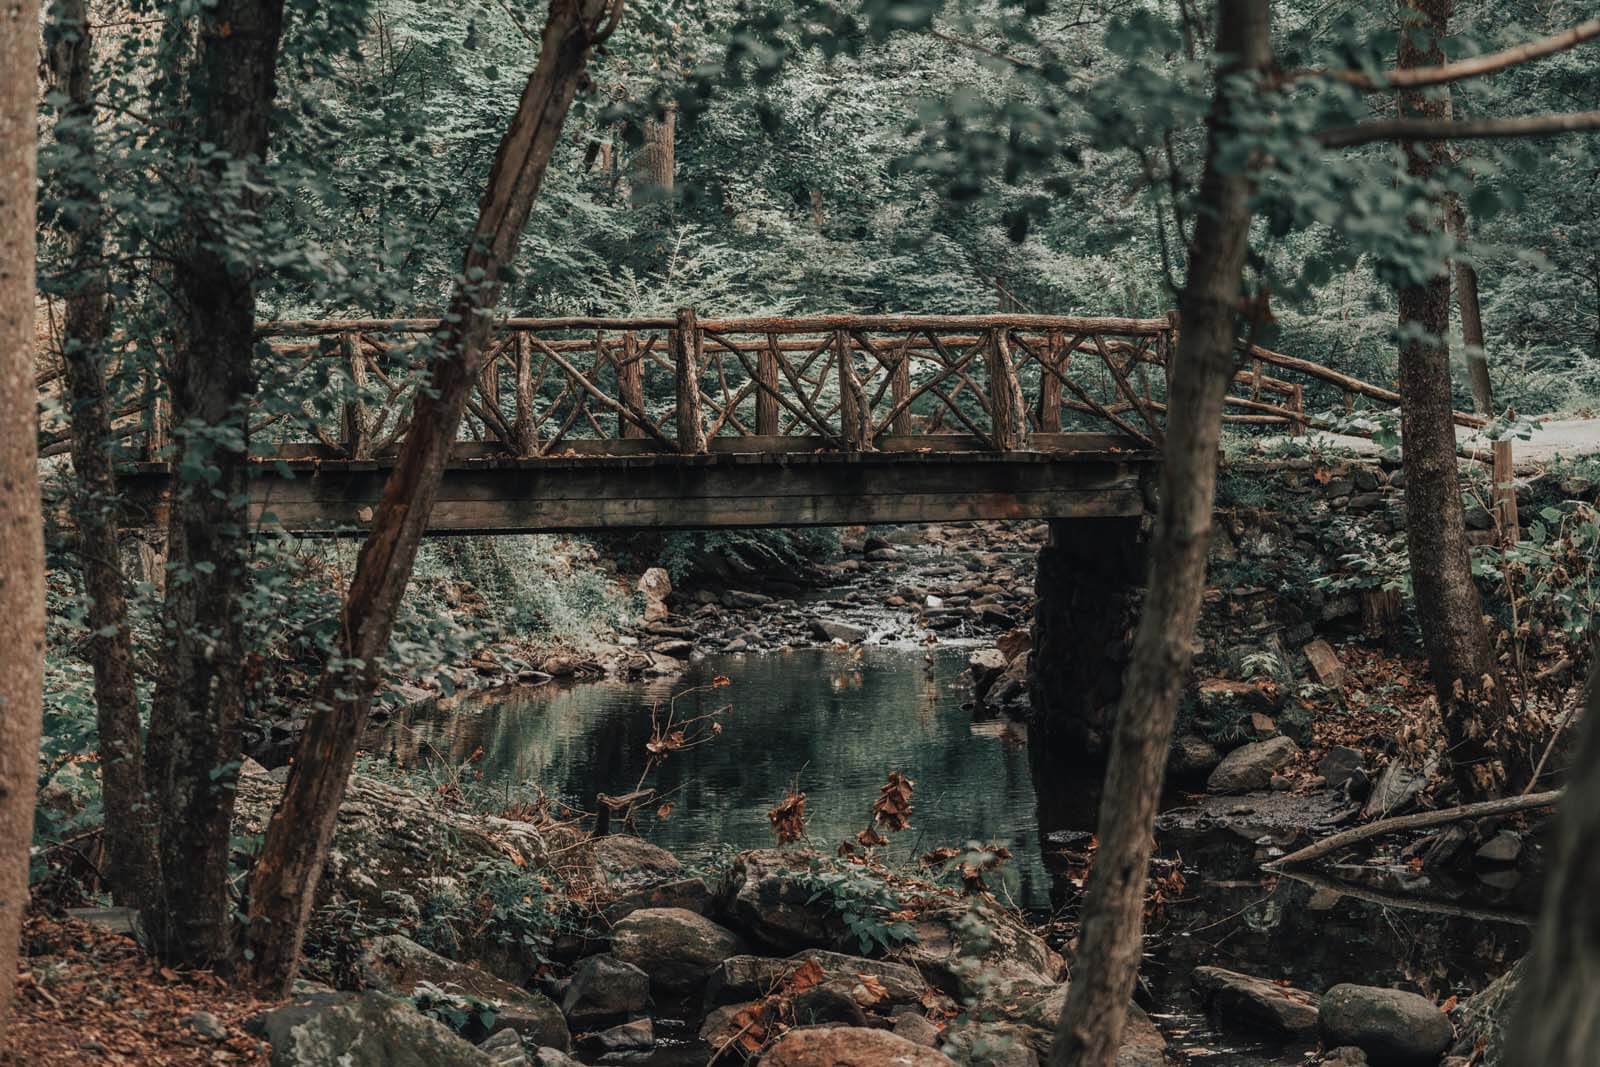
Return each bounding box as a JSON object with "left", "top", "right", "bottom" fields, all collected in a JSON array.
[
  {"left": 1318, "top": 984, "right": 1453, "bottom": 1066},
  {"left": 996, "top": 628, "right": 1032, "bottom": 662},
  {"left": 1113, "top": 1007, "right": 1169, "bottom": 1067},
  {"left": 975, "top": 982, "right": 1165, "bottom": 1065},
  {"left": 1317, "top": 746, "right": 1365, "bottom": 789},
  {"left": 609, "top": 907, "right": 746, "bottom": 993},
  {"left": 759, "top": 1026, "right": 954, "bottom": 1066},
  {"left": 812, "top": 619, "right": 867, "bottom": 644},
  {"left": 1191, "top": 966, "right": 1319, "bottom": 1036},
  {"left": 1475, "top": 830, "right": 1522, "bottom": 864},
  {"left": 1363, "top": 759, "right": 1434, "bottom": 819},
  {"left": 357, "top": 935, "right": 568, "bottom": 1048},
  {"left": 590, "top": 835, "right": 682, "bottom": 892},
  {"left": 232, "top": 764, "right": 579, "bottom": 943},
  {"left": 258, "top": 991, "right": 496, "bottom": 1067},
  {"left": 1447, "top": 961, "right": 1520, "bottom": 1067},
  {"left": 582, "top": 1018, "right": 654, "bottom": 1053},
  {"left": 940, "top": 1021, "right": 1039, "bottom": 1067},
  {"left": 639, "top": 568, "right": 672, "bottom": 622},
  {"left": 530, "top": 1049, "right": 583, "bottom": 1067},
  {"left": 895, "top": 905, "right": 1061, "bottom": 1000},
  {"left": 1168, "top": 735, "right": 1222, "bottom": 779},
  {"left": 559, "top": 954, "right": 650, "bottom": 1027},
  {"left": 894, "top": 1014, "right": 941, "bottom": 1047},
  {"left": 602, "top": 876, "right": 714, "bottom": 923},
  {"left": 478, "top": 1029, "right": 527, "bottom": 1067},
  {"left": 724, "top": 850, "right": 848, "bottom": 951},
  {"left": 1206, "top": 736, "right": 1301, "bottom": 794},
  {"left": 969, "top": 650, "right": 1008, "bottom": 697},
  {"left": 986, "top": 655, "right": 1029, "bottom": 707},
  {"left": 706, "top": 951, "right": 926, "bottom": 1008}
]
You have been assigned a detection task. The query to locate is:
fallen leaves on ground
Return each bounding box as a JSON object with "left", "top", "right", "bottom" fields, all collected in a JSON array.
[{"left": 1, "top": 914, "right": 275, "bottom": 1066}]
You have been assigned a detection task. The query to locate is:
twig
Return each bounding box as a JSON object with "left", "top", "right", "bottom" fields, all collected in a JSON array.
[
  {"left": 1525, "top": 693, "right": 1580, "bottom": 795},
  {"left": 1267, "top": 789, "right": 1563, "bottom": 869}
]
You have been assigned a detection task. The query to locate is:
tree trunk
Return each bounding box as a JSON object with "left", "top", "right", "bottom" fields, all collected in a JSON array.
[
  {"left": 241, "top": 0, "right": 623, "bottom": 992},
  {"left": 46, "top": 0, "right": 156, "bottom": 908},
  {"left": 1508, "top": 659, "right": 1600, "bottom": 1063},
  {"left": 0, "top": 0, "right": 46, "bottom": 1035},
  {"left": 1047, "top": 3, "right": 1269, "bottom": 1065},
  {"left": 142, "top": 0, "right": 287, "bottom": 969},
  {"left": 630, "top": 102, "right": 675, "bottom": 206},
  {"left": 1447, "top": 196, "right": 1492, "bottom": 414},
  {"left": 1395, "top": 0, "right": 1520, "bottom": 799}
]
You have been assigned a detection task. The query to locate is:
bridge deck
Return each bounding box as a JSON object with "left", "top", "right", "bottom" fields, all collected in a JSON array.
[
  {"left": 118, "top": 433, "right": 1156, "bottom": 534},
  {"left": 64, "top": 311, "right": 1466, "bottom": 537}
]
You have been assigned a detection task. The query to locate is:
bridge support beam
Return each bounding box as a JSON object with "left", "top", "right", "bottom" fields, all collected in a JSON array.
[{"left": 1028, "top": 515, "right": 1146, "bottom": 767}]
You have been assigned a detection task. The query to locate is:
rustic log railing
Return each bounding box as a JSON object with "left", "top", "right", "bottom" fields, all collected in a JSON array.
[
  {"left": 37, "top": 310, "right": 1486, "bottom": 464},
  {"left": 248, "top": 312, "right": 1185, "bottom": 460}
]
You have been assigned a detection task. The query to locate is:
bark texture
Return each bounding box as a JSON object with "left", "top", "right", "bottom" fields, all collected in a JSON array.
[
  {"left": 1508, "top": 661, "right": 1600, "bottom": 1063},
  {"left": 630, "top": 102, "right": 675, "bottom": 205},
  {"left": 1395, "top": 0, "right": 1519, "bottom": 799},
  {"left": 1048, "top": 3, "right": 1269, "bottom": 1064},
  {"left": 142, "top": 0, "right": 286, "bottom": 968},
  {"left": 241, "top": 0, "right": 623, "bottom": 992},
  {"left": 0, "top": 0, "right": 46, "bottom": 1035},
  {"left": 46, "top": 0, "right": 156, "bottom": 907}
]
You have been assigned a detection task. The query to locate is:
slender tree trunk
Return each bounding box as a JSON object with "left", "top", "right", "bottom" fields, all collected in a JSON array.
[
  {"left": 1395, "top": 0, "right": 1520, "bottom": 799},
  {"left": 142, "top": 0, "right": 286, "bottom": 969},
  {"left": 630, "top": 102, "right": 675, "bottom": 206},
  {"left": 0, "top": 0, "right": 46, "bottom": 1035},
  {"left": 241, "top": 0, "right": 623, "bottom": 992},
  {"left": 1047, "top": 3, "right": 1269, "bottom": 1064},
  {"left": 46, "top": 0, "right": 157, "bottom": 908},
  {"left": 1447, "top": 196, "right": 1492, "bottom": 414},
  {"left": 1508, "top": 658, "right": 1600, "bottom": 1063}
]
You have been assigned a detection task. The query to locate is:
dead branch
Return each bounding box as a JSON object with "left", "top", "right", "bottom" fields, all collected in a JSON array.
[{"left": 1267, "top": 789, "right": 1563, "bottom": 870}]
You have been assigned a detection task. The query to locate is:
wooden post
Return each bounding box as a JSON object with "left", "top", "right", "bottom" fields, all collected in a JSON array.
[
  {"left": 618, "top": 331, "right": 645, "bottom": 439},
  {"left": 340, "top": 332, "right": 370, "bottom": 459},
  {"left": 513, "top": 332, "right": 537, "bottom": 456},
  {"left": 835, "top": 330, "right": 868, "bottom": 450},
  {"left": 985, "top": 329, "right": 1028, "bottom": 451},
  {"left": 1036, "top": 329, "right": 1064, "bottom": 433},
  {"left": 674, "top": 307, "right": 707, "bottom": 454},
  {"left": 1493, "top": 438, "right": 1518, "bottom": 544},
  {"left": 756, "top": 332, "right": 781, "bottom": 436},
  {"left": 888, "top": 337, "right": 912, "bottom": 436},
  {"left": 1290, "top": 384, "right": 1306, "bottom": 436}
]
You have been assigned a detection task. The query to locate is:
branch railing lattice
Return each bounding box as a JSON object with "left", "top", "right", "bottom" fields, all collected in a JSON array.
[{"left": 36, "top": 310, "right": 1484, "bottom": 464}]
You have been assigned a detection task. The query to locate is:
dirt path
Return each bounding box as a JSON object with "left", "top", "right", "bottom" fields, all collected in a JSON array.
[{"left": 1253, "top": 413, "right": 1600, "bottom": 468}]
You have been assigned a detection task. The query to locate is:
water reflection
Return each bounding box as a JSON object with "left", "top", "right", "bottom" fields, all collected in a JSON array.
[{"left": 368, "top": 646, "right": 1055, "bottom": 907}]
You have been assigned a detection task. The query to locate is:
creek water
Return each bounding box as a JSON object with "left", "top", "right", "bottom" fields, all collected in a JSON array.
[{"left": 370, "top": 644, "right": 1534, "bottom": 1066}]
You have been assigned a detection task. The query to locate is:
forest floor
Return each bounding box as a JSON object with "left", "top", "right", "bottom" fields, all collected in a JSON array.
[
  {"left": 1259, "top": 412, "right": 1600, "bottom": 465},
  {"left": 0, "top": 915, "right": 272, "bottom": 1065}
]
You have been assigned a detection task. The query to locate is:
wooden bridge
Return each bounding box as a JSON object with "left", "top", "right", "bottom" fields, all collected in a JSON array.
[{"left": 48, "top": 310, "right": 1440, "bottom": 534}]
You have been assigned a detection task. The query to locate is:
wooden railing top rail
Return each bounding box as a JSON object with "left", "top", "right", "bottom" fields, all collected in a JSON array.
[{"left": 257, "top": 312, "right": 1174, "bottom": 337}]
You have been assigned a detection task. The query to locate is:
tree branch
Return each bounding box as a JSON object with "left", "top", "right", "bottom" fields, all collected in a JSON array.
[
  {"left": 1266, "top": 789, "right": 1563, "bottom": 870},
  {"left": 1317, "top": 109, "right": 1600, "bottom": 148},
  {"left": 1289, "top": 17, "right": 1600, "bottom": 90}
]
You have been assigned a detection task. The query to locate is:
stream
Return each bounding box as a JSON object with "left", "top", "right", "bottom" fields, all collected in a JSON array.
[{"left": 370, "top": 638, "right": 1534, "bottom": 1066}]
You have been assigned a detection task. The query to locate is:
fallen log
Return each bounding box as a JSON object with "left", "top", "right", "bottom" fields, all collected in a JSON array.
[{"left": 1266, "top": 789, "right": 1563, "bottom": 870}]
